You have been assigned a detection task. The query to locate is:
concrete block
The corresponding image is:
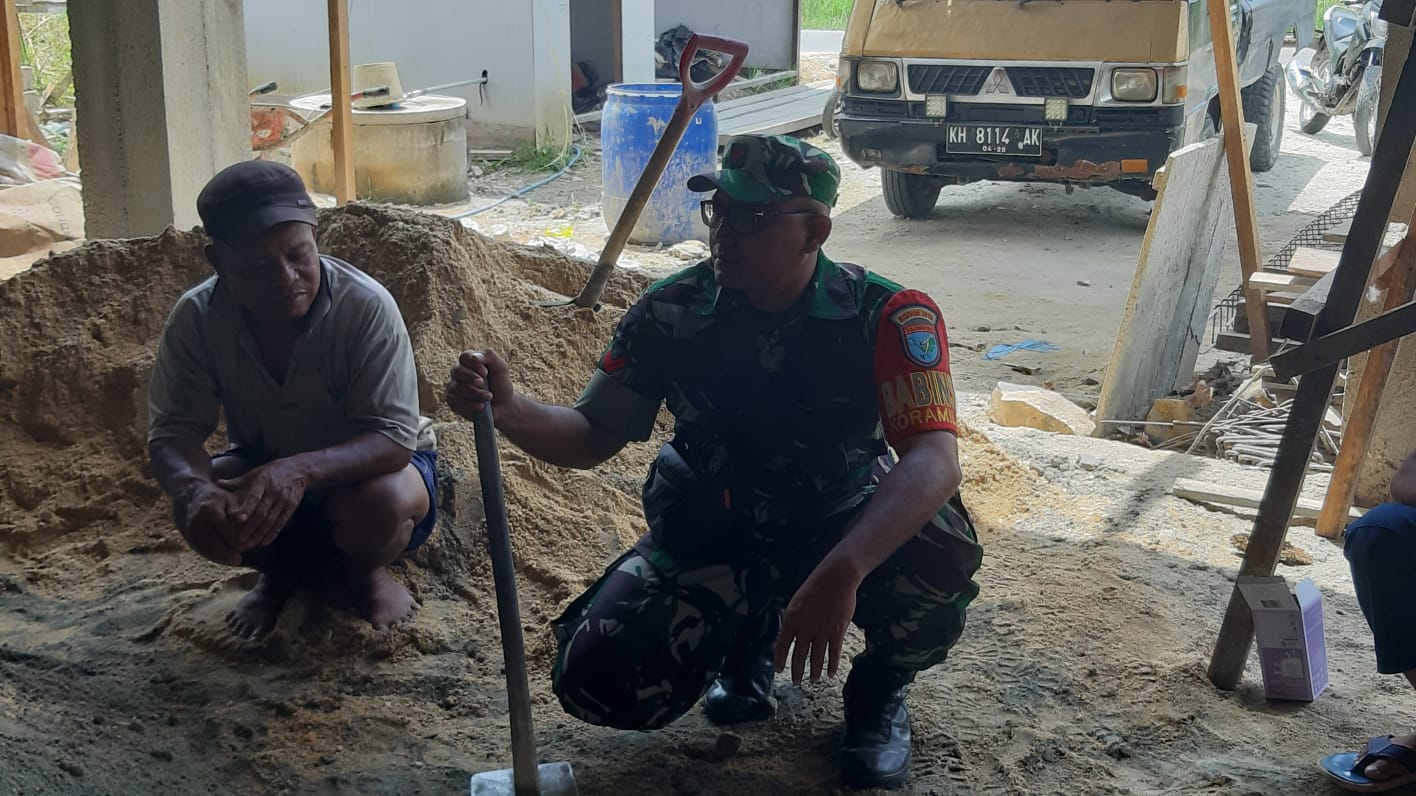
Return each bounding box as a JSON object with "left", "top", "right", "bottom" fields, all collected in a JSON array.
[{"left": 988, "top": 382, "right": 1096, "bottom": 436}]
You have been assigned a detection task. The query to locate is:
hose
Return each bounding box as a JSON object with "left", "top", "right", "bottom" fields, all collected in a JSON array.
[{"left": 450, "top": 144, "right": 584, "bottom": 220}]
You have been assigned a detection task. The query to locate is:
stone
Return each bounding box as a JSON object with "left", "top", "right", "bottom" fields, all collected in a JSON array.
[
  {"left": 988, "top": 382, "right": 1096, "bottom": 436},
  {"left": 668, "top": 240, "right": 709, "bottom": 261},
  {"left": 1145, "top": 398, "right": 1194, "bottom": 444},
  {"left": 711, "top": 732, "right": 743, "bottom": 762}
]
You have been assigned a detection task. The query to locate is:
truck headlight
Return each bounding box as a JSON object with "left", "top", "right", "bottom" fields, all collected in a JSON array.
[
  {"left": 1112, "top": 68, "right": 1158, "bottom": 102},
  {"left": 856, "top": 61, "right": 899, "bottom": 93}
]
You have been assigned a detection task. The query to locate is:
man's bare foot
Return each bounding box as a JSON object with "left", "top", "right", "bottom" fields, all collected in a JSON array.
[
  {"left": 1363, "top": 733, "right": 1416, "bottom": 781},
  {"left": 225, "top": 573, "right": 293, "bottom": 641},
  {"left": 347, "top": 566, "right": 418, "bottom": 631}
]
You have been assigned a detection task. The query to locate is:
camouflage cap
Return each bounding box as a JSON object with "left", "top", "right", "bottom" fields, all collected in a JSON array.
[{"left": 687, "top": 134, "right": 840, "bottom": 208}]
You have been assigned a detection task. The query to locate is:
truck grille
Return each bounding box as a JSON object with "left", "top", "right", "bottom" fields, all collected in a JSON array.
[
  {"left": 1005, "top": 67, "right": 1094, "bottom": 99},
  {"left": 907, "top": 65, "right": 992, "bottom": 95}
]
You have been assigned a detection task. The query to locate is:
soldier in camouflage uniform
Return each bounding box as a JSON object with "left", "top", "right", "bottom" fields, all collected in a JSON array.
[{"left": 447, "top": 135, "right": 982, "bottom": 791}]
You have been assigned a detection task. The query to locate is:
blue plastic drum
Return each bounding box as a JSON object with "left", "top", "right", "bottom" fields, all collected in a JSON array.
[{"left": 600, "top": 83, "right": 718, "bottom": 245}]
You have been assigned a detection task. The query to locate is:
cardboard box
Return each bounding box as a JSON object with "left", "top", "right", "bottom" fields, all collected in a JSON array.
[{"left": 1238, "top": 576, "right": 1329, "bottom": 702}]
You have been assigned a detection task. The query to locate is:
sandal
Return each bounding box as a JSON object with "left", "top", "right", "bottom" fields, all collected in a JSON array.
[{"left": 1320, "top": 736, "right": 1416, "bottom": 793}]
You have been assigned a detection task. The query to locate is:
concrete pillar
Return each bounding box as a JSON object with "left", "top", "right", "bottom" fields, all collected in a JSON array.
[
  {"left": 621, "top": 0, "right": 658, "bottom": 84},
  {"left": 531, "top": 0, "right": 571, "bottom": 149},
  {"left": 69, "top": 0, "right": 248, "bottom": 239}
]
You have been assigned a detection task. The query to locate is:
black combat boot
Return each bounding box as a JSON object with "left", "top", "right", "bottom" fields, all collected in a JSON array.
[
  {"left": 841, "top": 667, "right": 914, "bottom": 790},
  {"left": 702, "top": 609, "right": 781, "bottom": 724}
]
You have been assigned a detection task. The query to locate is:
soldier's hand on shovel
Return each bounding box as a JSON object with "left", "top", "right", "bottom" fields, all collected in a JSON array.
[{"left": 447, "top": 348, "right": 515, "bottom": 421}]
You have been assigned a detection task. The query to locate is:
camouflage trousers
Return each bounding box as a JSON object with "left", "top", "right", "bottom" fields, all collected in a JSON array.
[{"left": 549, "top": 486, "right": 982, "bottom": 731}]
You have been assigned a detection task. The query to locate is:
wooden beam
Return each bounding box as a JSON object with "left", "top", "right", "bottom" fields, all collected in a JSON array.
[
  {"left": 1272, "top": 297, "right": 1416, "bottom": 379},
  {"left": 1280, "top": 270, "right": 1337, "bottom": 341},
  {"left": 1207, "top": 0, "right": 1271, "bottom": 362},
  {"left": 1208, "top": 41, "right": 1416, "bottom": 692},
  {"left": 1316, "top": 242, "right": 1416, "bottom": 538},
  {"left": 0, "top": 0, "right": 25, "bottom": 139},
  {"left": 326, "top": 0, "right": 355, "bottom": 205}
]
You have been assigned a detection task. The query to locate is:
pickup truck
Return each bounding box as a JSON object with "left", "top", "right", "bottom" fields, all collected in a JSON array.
[{"left": 833, "top": 0, "right": 1317, "bottom": 218}]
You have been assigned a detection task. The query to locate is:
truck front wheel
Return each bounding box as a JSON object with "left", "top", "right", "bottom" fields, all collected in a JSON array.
[
  {"left": 882, "top": 170, "right": 942, "bottom": 219},
  {"left": 1241, "top": 64, "right": 1286, "bottom": 173}
]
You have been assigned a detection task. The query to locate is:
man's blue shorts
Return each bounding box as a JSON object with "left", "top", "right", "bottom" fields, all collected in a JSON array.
[
  {"left": 1345, "top": 502, "right": 1416, "bottom": 674},
  {"left": 407, "top": 449, "right": 438, "bottom": 552}
]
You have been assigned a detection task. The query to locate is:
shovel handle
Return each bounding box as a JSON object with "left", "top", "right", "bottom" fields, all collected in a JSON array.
[
  {"left": 678, "top": 34, "right": 750, "bottom": 106},
  {"left": 572, "top": 34, "right": 749, "bottom": 309},
  {"left": 471, "top": 404, "right": 541, "bottom": 796}
]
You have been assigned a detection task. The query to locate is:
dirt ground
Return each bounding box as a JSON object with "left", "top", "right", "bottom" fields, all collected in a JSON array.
[{"left": 1, "top": 79, "right": 1406, "bottom": 796}]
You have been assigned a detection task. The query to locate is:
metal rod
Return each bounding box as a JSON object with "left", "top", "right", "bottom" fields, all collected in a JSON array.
[
  {"left": 403, "top": 76, "right": 490, "bottom": 100},
  {"left": 472, "top": 404, "right": 540, "bottom": 796}
]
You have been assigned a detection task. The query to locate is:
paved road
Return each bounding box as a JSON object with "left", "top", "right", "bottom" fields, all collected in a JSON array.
[{"left": 801, "top": 29, "right": 845, "bottom": 55}]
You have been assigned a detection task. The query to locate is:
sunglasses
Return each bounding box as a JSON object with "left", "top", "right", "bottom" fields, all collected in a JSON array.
[{"left": 700, "top": 201, "right": 822, "bottom": 235}]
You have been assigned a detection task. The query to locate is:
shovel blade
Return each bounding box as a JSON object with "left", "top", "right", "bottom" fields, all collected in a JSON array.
[{"left": 470, "top": 762, "right": 578, "bottom": 796}]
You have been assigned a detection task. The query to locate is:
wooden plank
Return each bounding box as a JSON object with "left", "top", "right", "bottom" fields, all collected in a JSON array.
[
  {"left": 0, "top": 0, "right": 24, "bottom": 139},
  {"left": 716, "top": 87, "right": 813, "bottom": 116},
  {"left": 718, "top": 84, "right": 833, "bottom": 143},
  {"left": 574, "top": 76, "right": 813, "bottom": 127},
  {"left": 721, "top": 94, "right": 827, "bottom": 133},
  {"left": 1314, "top": 247, "right": 1416, "bottom": 535},
  {"left": 326, "top": 0, "right": 355, "bottom": 205},
  {"left": 1249, "top": 271, "right": 1316, "bottom": 291},
  {"left": 1324, "top": 219, "right": 1353, "bottom": 245},
  {"left": 1288, "top": 247, "right": 1342, "bottom": 278},
  {"left": 716, "top": 82, "right": 823, "bottom": 116},
  {"left": 1280, "top": 269, "right": 1337, "bottom": 341},
  {"left": 723, "top": 70, "right": 799, "bottom": 94},
  {"left": 1172, "top": 479, "right": 1364, "bottom": 521},
  {"left": 1207, "top": 0, "right": 1271, "bottom": 362},
  {"left": 1094, "top": 138, "right": 1232, "bottom": 427},
  {"left": 1216, "top": 330, "right": 1257, "bottom": 353},
  {"left": 1208, "top": 40, "right": 1416, "bottom": 693}
]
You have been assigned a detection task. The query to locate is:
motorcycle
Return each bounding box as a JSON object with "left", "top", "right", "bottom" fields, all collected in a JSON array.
[{"left": 1287, "top": 0, "right": 1387, "bottom": 156}]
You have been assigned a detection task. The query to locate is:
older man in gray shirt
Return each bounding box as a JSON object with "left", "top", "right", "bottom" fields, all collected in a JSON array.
[{"left": 148, "top": 161, "right": 437, "bottom": 641}]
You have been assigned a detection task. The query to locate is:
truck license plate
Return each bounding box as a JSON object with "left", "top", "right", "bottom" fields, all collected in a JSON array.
[{"left": 946, "top": 125, "right": 1043, "bottom": 157}]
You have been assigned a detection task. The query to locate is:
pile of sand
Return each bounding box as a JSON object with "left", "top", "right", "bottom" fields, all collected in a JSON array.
[{"left": 0, "top": 205, "right": 658, "bottom": 632}]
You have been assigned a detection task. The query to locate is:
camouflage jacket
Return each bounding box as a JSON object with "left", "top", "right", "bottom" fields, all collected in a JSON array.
[{"left": 574, "top": 254, "right": 963, "bottom": 533}]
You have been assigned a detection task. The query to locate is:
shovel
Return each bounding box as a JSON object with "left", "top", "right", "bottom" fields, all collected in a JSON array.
[
  {"left": 468, "top": 402, "right": 578, "bottom": 796},
  {"left": 559, "top": 33, "right": 749, "bottom": 310}
]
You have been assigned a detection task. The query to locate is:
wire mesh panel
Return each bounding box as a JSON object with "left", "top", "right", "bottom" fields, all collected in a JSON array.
[{"left": 1208, "top": 190, "right": 1364, "bottom": 345}]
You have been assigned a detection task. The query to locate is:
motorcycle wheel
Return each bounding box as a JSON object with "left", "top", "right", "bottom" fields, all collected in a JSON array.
[
  {"left": 1354, "top": 67, "right": 1380, "bottom": 157},
  {"left": 1299, "top": 101, "right": 1331, "bottom": 134}
]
